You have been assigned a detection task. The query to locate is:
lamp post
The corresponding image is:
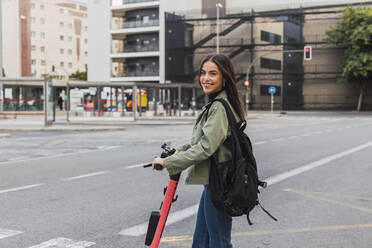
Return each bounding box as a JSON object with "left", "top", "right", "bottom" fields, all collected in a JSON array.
[{"left": 216, "top": 3, "right": 222, "bottom": 54}]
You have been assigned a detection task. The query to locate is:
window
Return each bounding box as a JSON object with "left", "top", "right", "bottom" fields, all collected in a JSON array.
[
  {"left": 31, "top": 3, "right": 35, "bottom": 9},
  {"left": 260, "top": 57, "right": 281, "bottom": 70},
  {"left": 40, "top": 4, "right": 45, "bottom": 10},
  {"left": 40, "top": 46, "right": 45, "bottom": 52},
  {"left": 261, "top": 30, "right": 281, "bottom": 45},
  {"left": 68, "top": 63, "right": 72, "bottom": 68},
  {"left": 68, "top": 36, "right": 72, "bottom": 42},
  {"left": 31, "top": 31, "right": 36, "bottom": 37},
  {"left": 31, "top": 60, "right": 36, "bottom": 65},
  {"left": 68, "top": 23, "right": 72, "bottom": 29},
  {"left": 68, "top": 49, "right": 72, "bottom": 55},
  {"left": 142, "top": 16, "right": 149, "bottom": 23},
  {"left": 59, "top": 22, "right": 64, "bottom": 28},
  {"left": 31, "top": 17, "right": 36, "bottom": 23},
  {"left": 41, "top": 60, "right": 46, "bottom": 66},
  {"left": 59, "top": 8, "right": 64, "bottom": 14},
  {"left": 60, "top": 35, "right": 64, "bottom": 41},
  {"left": 84, "top": 39, "right": 88, "bottom": 44},
  {"left": 141, "top": 64, "right": 150, "bottom": 72},
  {"left": 84, "top": 26, "right": 88, "bottom": 31},
  {"left": 60, "top": 62, "right": 64, "bottom": 67},
  {"left": 40, "top": 18, "right": 45, "bottom": 25},
  {"left": 31, "top": 45, "right": 36, "bottom": 51},
  {"left": 40, "top": 32, "right": 45, "bottom": 39},
  {"left": 60, "top": 48, "right": 64, "bottom": 54},
  {"left": 84, "top": 51, "right": 88, "bottom": 56}
]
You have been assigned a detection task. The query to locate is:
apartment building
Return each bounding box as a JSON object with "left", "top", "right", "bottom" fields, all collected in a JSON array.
[
  {"left": 111, "top": 0, "right": 160, "bottom": 83},
  {"left": 88, "top": 0, "right": 372, "bottom": 110},
  {"left": 1, "top": 0, "right": 88, "bottom": 78}
]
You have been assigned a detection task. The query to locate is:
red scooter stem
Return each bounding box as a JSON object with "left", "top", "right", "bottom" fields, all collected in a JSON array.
[{"left": 146, "top": 173, "right": 181, "bottom": 248}]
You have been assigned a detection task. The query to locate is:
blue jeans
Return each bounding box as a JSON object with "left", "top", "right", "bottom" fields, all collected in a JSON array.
[{"left": 192, "top": 185, "right": 233, "bottom": 248}]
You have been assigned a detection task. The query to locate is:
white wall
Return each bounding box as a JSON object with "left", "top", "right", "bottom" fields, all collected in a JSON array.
[
  {"left": 2, "top": 0, "right": 21, "bottom": 77},
  {"left": 88, "top": 0, "right": 111, "bottom": 82}
]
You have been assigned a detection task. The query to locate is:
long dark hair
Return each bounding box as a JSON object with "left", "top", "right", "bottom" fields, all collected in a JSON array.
[{"left": 198, "top": 53, "right": 245, "bottom": 121}]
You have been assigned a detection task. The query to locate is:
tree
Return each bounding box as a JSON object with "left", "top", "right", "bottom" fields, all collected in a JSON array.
[
  {"left": 70, "top": 70, "right": 87, "bottom": 81},
  {"left": 326, "top": 6, "right": 372, "bottom": 111}
]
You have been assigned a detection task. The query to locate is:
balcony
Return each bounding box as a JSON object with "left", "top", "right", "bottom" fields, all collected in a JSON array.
[
  {"left": 111, "top": 51, "right": 160, "bottom": 59},
  {"left": 111, "top": 70, "right": 160, "bottom": 82},
  {"left": 123, "top": 19, "right": 159, "bottom": 28},
  {"left": 111, "top": 0, "right": 159, "bottom": 15},
  {"left": 111, "top": 19, "right": 159, "bottom": 38},
  {"left": 113, "top": 44, "right": 159, "bottom": 53}
]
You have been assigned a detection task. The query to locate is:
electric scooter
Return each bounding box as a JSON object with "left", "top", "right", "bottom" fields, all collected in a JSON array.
[{"left": 143, "top": 143, "right": 180, "bottom": 248}]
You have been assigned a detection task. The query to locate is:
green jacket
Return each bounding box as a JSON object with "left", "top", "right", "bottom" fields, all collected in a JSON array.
[{"left": 164, "top": 90, "right": 240, "bottom": 185}]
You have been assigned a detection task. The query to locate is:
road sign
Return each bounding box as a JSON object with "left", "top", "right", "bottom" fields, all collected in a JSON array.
[{"left": 268, "top": 86, "right": 276, "bottom": 95}]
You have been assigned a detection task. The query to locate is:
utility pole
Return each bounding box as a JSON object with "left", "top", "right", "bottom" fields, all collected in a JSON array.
[{"left": 216, "top": 3, "right": 222, "bottom": 54}]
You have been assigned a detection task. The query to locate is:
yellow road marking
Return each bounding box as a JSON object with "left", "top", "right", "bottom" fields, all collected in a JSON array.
[
  {"left": 161, "top": 223, "right": 372, "bottom": 243},
  {"left": 284, "top": 189, "right": 372, "bottom": 201},
  {"left": 284, "top": 188, "right": 372, "bottom": 215},
  {"left": 162, "top": 189, "right": 372, "bottom": 244}
]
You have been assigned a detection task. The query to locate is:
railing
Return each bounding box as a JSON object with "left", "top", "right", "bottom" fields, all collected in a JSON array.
[
  {"left": 112, "top": 0, "right": 158, "bottom": 6},
  {"left": 113, "top": 45, "right": 159, "bottom": 53},
  {"left": 115, "top": 71, "right": 159, "bottom": 77},
  {"left": 123, "top": 19, "right": 159, "bottom": 28}
]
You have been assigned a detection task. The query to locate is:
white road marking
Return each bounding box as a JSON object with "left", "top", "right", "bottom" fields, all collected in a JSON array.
[
  {"left": 301, "top": 133, "right": 313, "bottom": 137},
  {"left": 7, "top": 156, "right": 31, "bottom": 161},
  {"left": 0, "top": 184, "right": 44, "bottom": 194},
  {"left": 253, "top": 141, "right": 267, "bottom": 145},
  {"left": 62, "top": 171, "right": 109, "bottom": 181},
  {"left": 272, "top": 138, "right": 285, "bottom": 142},
  {"left": 0, "top": 148, "right": 114, "bottom": 167},
  {"left": 287, "top": 136, "right": 299, "bottom": 139},
  {"left": 123, "top": 163, "right": 151, "bottom": 170},
  {"left": 0, "top": 228, "right": 23, "bottom": 239},
  {"left": 266, "top": 141, "right": 372, "bottom": 186},
  {"left": 27, "top": 237, "right": 95, "bottom": 248},
  {"left": 98, "top": 145, "right": 120, "bottom": 151},
  {"left": 120, "top": 140, "right": 372, "bottom": 237},
  {"left": 119, "top": 205, "right": 199, "bottom": 237}
]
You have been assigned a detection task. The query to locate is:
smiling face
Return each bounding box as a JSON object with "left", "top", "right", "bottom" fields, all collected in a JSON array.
[{"left": 199, "top": 61, "right": 224, "bottom": 95}]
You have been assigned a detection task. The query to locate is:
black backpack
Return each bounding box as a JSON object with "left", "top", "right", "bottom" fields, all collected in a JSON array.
[{"left": 206, "top": 98, "right": 277, "bottom": 225}]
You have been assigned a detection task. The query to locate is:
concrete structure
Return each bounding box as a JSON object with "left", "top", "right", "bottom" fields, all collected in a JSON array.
[
  {"left": 87, "top": 0, "right": 111, "bottom": 82},
  {"left": 1, "top": 0, "right": 88, "bottom": 78},
  {"left": 87, "top": 0, "right": 372, "bottom": 110}
]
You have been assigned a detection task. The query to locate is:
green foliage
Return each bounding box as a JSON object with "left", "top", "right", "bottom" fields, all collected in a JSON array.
[
  {"left": 326, "top": 6, "right": 372, "bottom": 84},
  {"left": 70, "top": 70, "right": 87, "bottom": 81}
]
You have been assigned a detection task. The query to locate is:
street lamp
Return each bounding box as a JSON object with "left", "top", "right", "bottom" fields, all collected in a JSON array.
[{"left": 216, "top": 3, "right": 223, "bottom": 54}]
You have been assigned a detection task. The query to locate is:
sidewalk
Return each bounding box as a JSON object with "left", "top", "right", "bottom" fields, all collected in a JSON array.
[{"left": 1, "top": 110, "right": 369, "bottom": 132}]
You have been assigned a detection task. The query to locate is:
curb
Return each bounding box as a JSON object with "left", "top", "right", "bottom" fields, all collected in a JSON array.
[
  {"left": 0, "top": 127, "right": 126, "bottom": 132},
  {"left": 0, "top": 133, "right": 11, "bottom": 138}
]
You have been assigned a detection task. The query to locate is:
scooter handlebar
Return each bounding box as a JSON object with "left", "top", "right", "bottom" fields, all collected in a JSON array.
[{"left": 143, "top": 163, "right": 164, "bottom": 171}]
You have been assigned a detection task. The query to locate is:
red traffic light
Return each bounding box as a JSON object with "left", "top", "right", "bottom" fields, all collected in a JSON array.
[
  {"left": 244, "top": 80, "right": 250, "bottom": 87},
  {"left": 304, "top": 46, "right": 312, "bottom": 60},
  {"left": 245, "top": 99, "right": 250, "bottom": 104}
]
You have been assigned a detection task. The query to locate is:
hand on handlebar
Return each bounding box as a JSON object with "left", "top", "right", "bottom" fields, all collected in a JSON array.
[{"left": 152, "top": 157, "right": 165, "bottom": 171}]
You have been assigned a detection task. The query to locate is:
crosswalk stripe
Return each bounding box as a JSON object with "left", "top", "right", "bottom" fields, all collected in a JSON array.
[
  {"left": 28, "top": 237, "right": 95, "bottom": 248},
  {"left": 0, "top": 228, "right": 22, "bottom": 239}
]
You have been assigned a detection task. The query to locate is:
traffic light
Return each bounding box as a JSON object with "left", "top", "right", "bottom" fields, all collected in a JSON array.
[
  {"left": 304, "top": 46, "right": 312, "bottom": 60},
  {"left": 244, "top": 80, "right": 250, "bottom": 87}
]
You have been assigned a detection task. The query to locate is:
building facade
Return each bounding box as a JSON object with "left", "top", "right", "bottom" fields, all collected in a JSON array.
[
  {"left": 87, "top": 0, "right": 372, "bottom": 111},
  {"left": 1, "top": 0, "right": 88, "bottom": 78}
]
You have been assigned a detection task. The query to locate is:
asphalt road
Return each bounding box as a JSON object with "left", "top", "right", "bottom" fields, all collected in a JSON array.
[{"left": 1, "top": 113, "right": 372, "bottom": 248}]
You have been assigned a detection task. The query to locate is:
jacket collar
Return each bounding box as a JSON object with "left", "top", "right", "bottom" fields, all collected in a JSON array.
[{"left": 202, "top": 90, "right": 228, "bottom": 111}]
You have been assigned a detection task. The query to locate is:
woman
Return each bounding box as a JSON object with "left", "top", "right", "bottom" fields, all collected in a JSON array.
[{"left": 152, "top": 53, "right": 245, "bottom": 248}]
